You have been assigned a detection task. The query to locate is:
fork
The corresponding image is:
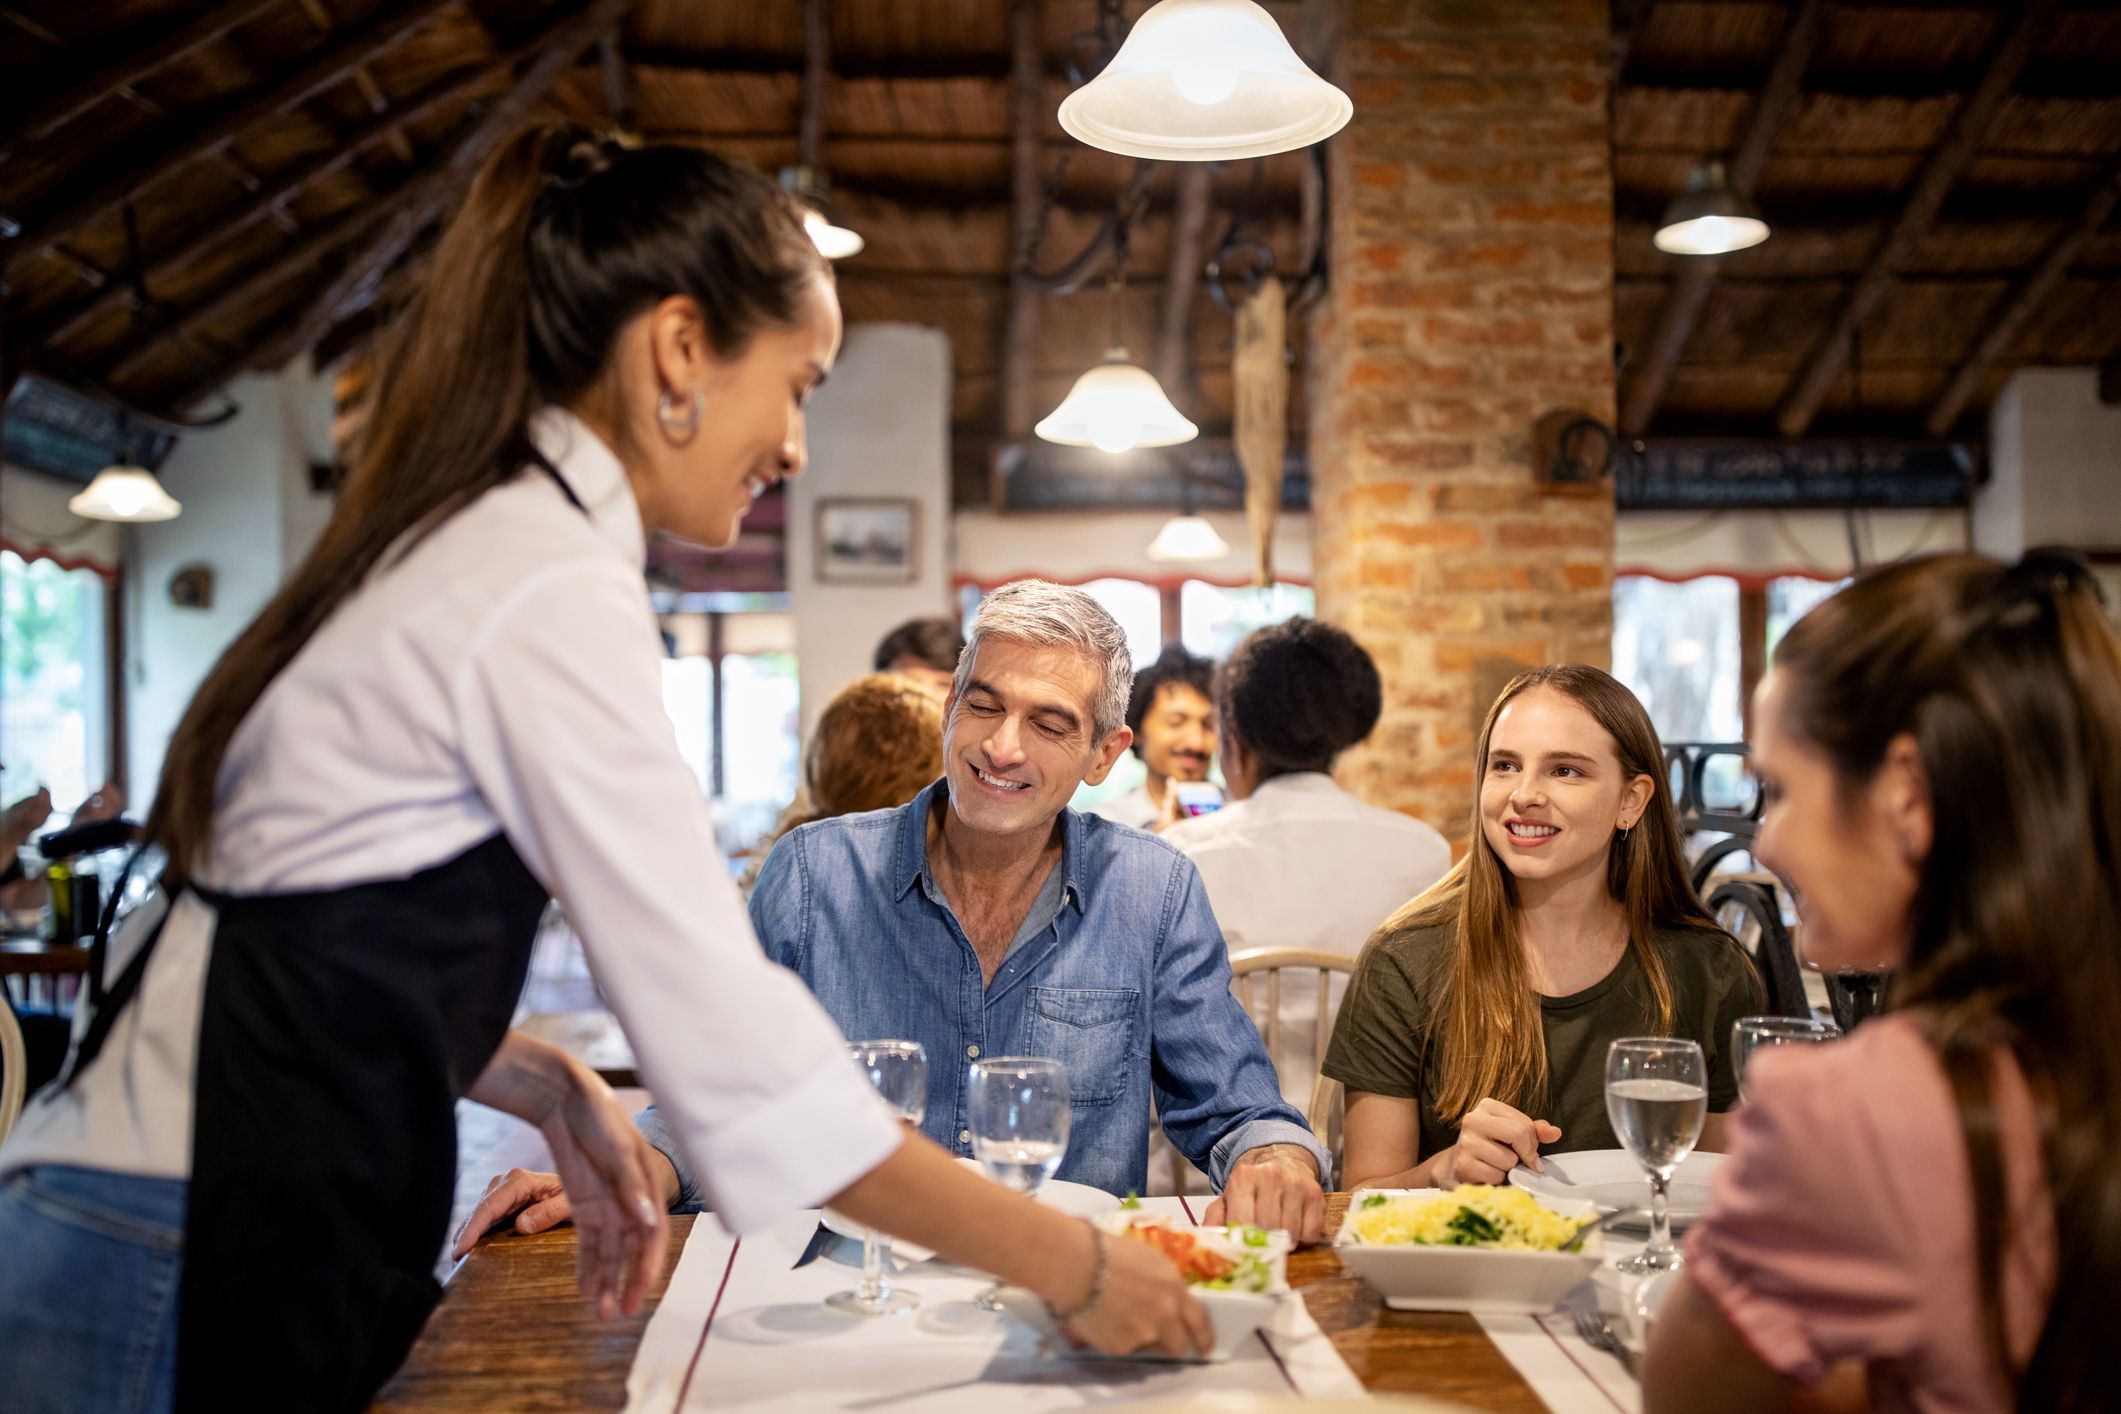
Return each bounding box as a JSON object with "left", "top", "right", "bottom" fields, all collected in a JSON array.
[{"left": 1573, "top": 1308, "right": 1639, "bottom": 1376}]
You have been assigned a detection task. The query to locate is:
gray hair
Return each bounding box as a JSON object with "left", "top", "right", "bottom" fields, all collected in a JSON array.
[{"left": 953, "top": 580, "right": 1135, "bottom": 739}]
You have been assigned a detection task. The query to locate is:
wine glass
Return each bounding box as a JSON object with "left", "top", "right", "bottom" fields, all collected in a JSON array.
[
  {"left": 1604, "top": 1037, "right": 1706, "bottom": 1275},
  {"left": 1731, "top": 1014, "right": 1842, "bottom": 1101},
  {"left": 825, "top": 1040, "right": 928, "bottom": 1317},
  {"left": 966, "top": 1056, "right": 1070, "bottom": 1310}
]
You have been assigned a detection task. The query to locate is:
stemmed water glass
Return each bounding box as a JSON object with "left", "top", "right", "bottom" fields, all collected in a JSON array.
[
  {"left": 967, "top": 1056, "right": 1071, "bottom": 1311},
  {"left": 1731, "top": 1014, "right": 1842, "bottom": 1101},
  {"left": 1604, "top": 1037, "right": 1706, "bottom": 1275},
  {"left": 826, "top": 1040, "right": 928, "bottom": 1317}
]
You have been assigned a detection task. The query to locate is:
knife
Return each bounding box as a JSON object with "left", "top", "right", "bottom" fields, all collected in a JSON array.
[{"left": 792, "top": 1222, "right": 835, "bottom": 1269}]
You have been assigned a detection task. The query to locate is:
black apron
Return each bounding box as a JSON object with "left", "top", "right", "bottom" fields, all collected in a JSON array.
[{"left": 57, "top": 459, "right": 583, "bottom": 1412}]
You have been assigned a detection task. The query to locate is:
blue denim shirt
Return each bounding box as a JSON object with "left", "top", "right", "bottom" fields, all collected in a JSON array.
[{"left": 640, "top": 781, "right": 1328, "bottom": 1204}]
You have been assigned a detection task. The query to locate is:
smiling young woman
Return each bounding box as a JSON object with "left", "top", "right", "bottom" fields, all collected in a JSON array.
[{"left": 1326, "top": 664, "right": 1761, "bottom": 1191}]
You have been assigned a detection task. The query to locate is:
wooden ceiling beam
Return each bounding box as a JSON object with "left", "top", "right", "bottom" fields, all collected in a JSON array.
[
  {"left": 624, "top": 44, "right": 1013, "bottom": 83},
  {"left": 1619, "top": 0, "right": 1834, "bottom": 438},
  {"left": 0, "top": 0, "right": 284, "bottom": 157},
  {"left": 1774, "top": 0, "right": 2056, "bottom": 438},
  {"left": 269, "top": 0, "right": 632, "bottom": 366},
  {"left": 0, "top": 0, "right": 463, "bottom": 278},
  {"left": 999, "top": 0, "right": 1045, "bottom": 439},
  {"left": 31, "top": 51, "right": 525, "bottom": 353},
  {"left": 1924, "top": 153, "right": 2121, "bottom": 435}
]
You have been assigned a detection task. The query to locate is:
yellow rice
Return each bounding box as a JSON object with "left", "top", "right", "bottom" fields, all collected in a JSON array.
[{"left": 1346, "top": 1186, "right": 1588, "bottom": 1252}]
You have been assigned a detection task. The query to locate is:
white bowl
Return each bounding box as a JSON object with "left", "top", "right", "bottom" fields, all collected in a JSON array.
[{"left": 1334, "top": 1188, "right": 1600, "bottom": 1315}]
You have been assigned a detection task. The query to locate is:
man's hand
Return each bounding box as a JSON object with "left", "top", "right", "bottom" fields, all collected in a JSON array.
[
  {"left": 1434, "top": 1098, "right": 1561, "bottom": 1187},
  {"left": 1201, "top": 1143, "right": 1326, "bottom": 1243},
  {"left": 450, "top": 1148, "right": 682, "bottom": 1262}
]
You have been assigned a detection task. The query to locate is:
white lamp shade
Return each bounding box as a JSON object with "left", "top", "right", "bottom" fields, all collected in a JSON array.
[
  {"left": 1058, "top": 0, "right": 1352, "bottom": 161},
  {"left": 1035, "top": 358, "right": 1199, "bottom": 453},
  {"left": 69, "top": 465, "right": 180, "bottom": 522},
  {"left": 804, "top": 211, "right": 865, "bottom": 260},
  {"left": 1652, "top": 212, "right": 1769, "bottom": 255},
  {"left": 1146, "top": 513, "right": 1232, "bottom": 562}
]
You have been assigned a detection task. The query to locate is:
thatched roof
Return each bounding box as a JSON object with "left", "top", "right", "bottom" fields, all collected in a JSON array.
[{"left": 3, "top": 0, "right": 2118, "bottom": 495}]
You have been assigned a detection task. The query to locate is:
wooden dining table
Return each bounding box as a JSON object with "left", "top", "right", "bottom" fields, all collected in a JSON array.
[{"left": 373, "top": 1192, "right": 1546, "bottom": 1412}]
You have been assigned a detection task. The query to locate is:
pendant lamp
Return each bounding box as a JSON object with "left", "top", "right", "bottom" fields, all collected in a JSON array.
[
  {"left": 1146, "top": 512, "right": 1232, "bottom": 562},
  {"left": 70, "top": 464, "right": 180, "bottom": 522},
  {"left": 1653, "top": 159, "right": 1768, "bottom": 256},
  {"left": 782, "top": 166, "right": 863, "bottom": 260},
  {"left": 1036, "top": 349, "right": 1199, "bottom": 454},
  {"left": 1058, "top": 0, "right": 1351, "bottom": 161}
]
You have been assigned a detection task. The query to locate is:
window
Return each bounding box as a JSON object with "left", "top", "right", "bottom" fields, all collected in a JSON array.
[
  {"left": 1180, "top": 581, "right": 1316, "bottom": 660},
  {"left": 1612, "top": 575, "right": 1743, "bottom": 745},
  {"left": 1077, "top": 578, "right": 1164, "bottom": 668},
  {"left": 1, "top": 550, "right": 112, "bottom": 814},
  {"left": 657, "top": 610, "right": 799, "bottom": 867},
  {"left": 1765, "top": 575, "right": 1846, "bottom": 659}
]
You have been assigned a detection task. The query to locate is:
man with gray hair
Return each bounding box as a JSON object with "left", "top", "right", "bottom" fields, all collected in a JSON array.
[{"left": 461, "top": 581, "right": 1329, "bottom": 1242}]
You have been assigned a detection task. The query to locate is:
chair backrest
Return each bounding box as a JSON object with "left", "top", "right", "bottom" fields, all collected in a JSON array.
[
  {"left": 0, "top": 999, "right": 27, "bottom": 1146},
  {"left": 1705, "top": 875, "right": 1812, "bottom": 1019},
  {"left": 1228, "top": 947, "right": 1356, "bottom": 1139}
]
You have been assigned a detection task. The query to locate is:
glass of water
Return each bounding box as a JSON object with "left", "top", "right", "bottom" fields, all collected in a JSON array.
[
  {"left": 1605, "top": 1036, "right": 1707, "bottom": 1275},
  {"left": 826, "top": 1040, "right": 928, "bottom": 1317},
  {"left": 967, "top": 1056, "right": 1070, "bottom": 1310},
  {"left": 1731, "top": 1015, "right": 1842, "bottom": 1101}
]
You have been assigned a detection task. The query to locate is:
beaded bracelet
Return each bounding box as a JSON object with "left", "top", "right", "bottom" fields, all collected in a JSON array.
[{"left": 1046, "top": 1221, "right": 1110, "bottom": 1325}]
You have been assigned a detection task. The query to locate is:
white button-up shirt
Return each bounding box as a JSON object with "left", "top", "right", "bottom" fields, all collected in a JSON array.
[
  {"left": 1163, "top": 772, "right": 1453, "bottom": 1108},
  {"left": 3, "top": 410, "right": 898, "bottom": 1234}
]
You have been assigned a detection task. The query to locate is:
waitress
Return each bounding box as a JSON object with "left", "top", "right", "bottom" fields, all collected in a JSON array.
[{"left": 0, "top": 127, "right": 1207, "bottom": 1414}]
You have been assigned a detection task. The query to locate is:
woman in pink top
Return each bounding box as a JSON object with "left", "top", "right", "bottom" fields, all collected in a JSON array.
[{"left": 1642, "top": 549, "right": 2117, "bottom": 1412}]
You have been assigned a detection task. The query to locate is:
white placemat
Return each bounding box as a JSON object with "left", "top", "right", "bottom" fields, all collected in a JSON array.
[
  {"left": 625, "top": 1198, "right": 1367, "bottom": 1412},
  {"left": 1473, "top": 1247, "right": 1647, "bottom": 1414}
]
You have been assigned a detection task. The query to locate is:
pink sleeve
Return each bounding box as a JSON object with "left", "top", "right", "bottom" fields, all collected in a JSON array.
[{"left": 1681, "top": 1034, "right": 1934, "bottom": 1383}]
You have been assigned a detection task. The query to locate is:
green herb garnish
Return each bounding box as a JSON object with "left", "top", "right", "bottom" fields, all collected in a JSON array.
[
  {"left": 1119, "top": 1192, "right": 1142, "bottom": 1210},
  {"left": 1360, "top": 1193, "right": 1391, "bottom": 1209},
  {"left": 1445, "top": 1207, "right": 1504, "bottom": 1246}
]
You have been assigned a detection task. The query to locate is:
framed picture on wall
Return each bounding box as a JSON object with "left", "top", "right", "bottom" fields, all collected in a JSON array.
[{"left": 816, "top": 498, "right": 919, "bottom": 584}]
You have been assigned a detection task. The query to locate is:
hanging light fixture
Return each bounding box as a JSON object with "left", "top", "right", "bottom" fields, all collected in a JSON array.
[
  {"left": 1037, "top": 212, "right": 1197, "bottom": 454},
  {"left": 781, "top": 168, "right": 864, "bottom": 261},
  {"left": 1654, "top": 159, "right": 1768, "bottom": 256},
  {"left": 70, "top": 465, "right": 180, "bottom": 522},
  {"left": 1146, "top": 512, "right": 1231, "bottom": 562},
  {"left": 784, "top": 2, "right": 861, "bottom": 259},
  {"left": 1059, "top": 0, "right": 1351, "bottom": 161}
]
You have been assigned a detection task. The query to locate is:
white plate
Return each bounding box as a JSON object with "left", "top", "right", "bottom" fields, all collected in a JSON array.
[
  {"left": 993, "top": 1283, "right": 1282, "bottom": 1363},
  {"left": 1334, "top": 1188, "right": 1600, "bottom": 1315},
  {"left": 1509, "top": 1149, "right": 1727, "bottom": 1232},
  {"left": 821, "top": 1157, "right": 1120, "bottom": 1263}
]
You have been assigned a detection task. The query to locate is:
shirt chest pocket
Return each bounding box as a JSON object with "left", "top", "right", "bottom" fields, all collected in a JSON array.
[{"left": 1025, "top": 986, "right": 1139, "bottom": 1107}]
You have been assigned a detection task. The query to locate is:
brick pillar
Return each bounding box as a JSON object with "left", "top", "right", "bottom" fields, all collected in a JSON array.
[{"left": 1310, "top": 0, "right": 1617, "bottom": 841}]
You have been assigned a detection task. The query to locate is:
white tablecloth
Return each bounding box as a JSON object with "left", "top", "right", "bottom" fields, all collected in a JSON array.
[{"left": 625, "top": 1199, "right": 1366, "bottom": 1412}]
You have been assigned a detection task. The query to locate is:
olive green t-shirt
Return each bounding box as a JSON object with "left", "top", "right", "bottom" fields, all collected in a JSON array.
[{"left": 1322, "top": 921, "right": 1762, "bottom": 1160}]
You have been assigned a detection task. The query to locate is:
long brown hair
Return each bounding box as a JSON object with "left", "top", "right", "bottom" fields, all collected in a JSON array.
[
  {"left": 1393, "top": 664, "right": 1723, "bottom": 1123},
  {"left": 147, "top": 126, "right": 825, "bottom": 882},
  {"left": 1771, "top": 550, "right": 2121, "bottom": 1407}
]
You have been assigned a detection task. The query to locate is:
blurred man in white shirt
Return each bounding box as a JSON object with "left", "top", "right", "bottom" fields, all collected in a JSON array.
[
  {"left": 1090, "top": 648, "right": 1217, "bottom": 831},
  {"left": 1165, "top": 619, "right": 1452, "bottom": 1111}
]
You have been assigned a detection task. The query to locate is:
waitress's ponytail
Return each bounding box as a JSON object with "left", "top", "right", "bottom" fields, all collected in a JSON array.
[{"left": 148, "top": 126, "right": 824, "bottom": 882}]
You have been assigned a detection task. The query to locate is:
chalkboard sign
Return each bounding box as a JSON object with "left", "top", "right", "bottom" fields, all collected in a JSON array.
[
  {"left": 2, "top": 374, "right": 176, "bottom": 483},
  {"left": 996, "top": 440, "right": 1311, "bottom": 513},
  {"left": 1617, "top": 440, "right": 1975, "bottom": 511}
]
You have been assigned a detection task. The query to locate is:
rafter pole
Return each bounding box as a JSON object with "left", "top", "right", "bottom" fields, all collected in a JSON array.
[
  {"left": 1774, "top": 0, "right": 2055, "bottom": 438},
  {"left": 598, "top": 30, "right": 635, "bottom": 131},
  {"left": 1925, "top": 154, "right": 2121, "bottom": 435},
  {"left": 0, "top": 0, "right": 462, "bottom": 278},
  {"left": 30, "top": 27, "right": 560, "bottom": 354},
  {"left": 800, "top": 0, "right": 829, "bottom": 170},
  {"left": 1000, "top": 0, "right": 1045, "bottom": 439},
  {"left": 1619, "top": 0, "right": 1833, "bottom": 437},
  {"left": 269, "top": 0, "right": 630, "bottom": 365},
  {"left": 0, "top": 0, "right": 284, "bottom": 157},
  {"left": 1154, "top": 164, "right": 1214, "bottom": 400}
]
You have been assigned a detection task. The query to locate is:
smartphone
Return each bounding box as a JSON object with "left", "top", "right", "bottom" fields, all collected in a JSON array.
[{"left": 1173, "top": 781, "right": 1225, "bottom": 818}]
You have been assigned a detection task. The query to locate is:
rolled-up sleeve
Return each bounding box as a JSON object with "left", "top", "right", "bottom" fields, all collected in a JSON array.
[
  {"left": 452, "top": 561, "right": 897, "bottom": 1233},
  {"left": 1147, "top": 857, "right": 1332, "bottom": 1189}
]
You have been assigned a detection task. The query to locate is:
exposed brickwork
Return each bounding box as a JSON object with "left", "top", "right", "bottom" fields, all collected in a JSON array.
[{"left": 1311, "top": 0, "right": 1618, "bottom": 842}]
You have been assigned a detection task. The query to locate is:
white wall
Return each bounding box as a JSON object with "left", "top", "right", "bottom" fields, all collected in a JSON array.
[
  {"left": 1979, "top": 367, "right": 2121, "bottom": 560},
  {"left": 789, "top": 324, "right": 953, "bottom": 740},
  {"left": 952, "top": 508, "right": 1315, "bottom": 587},
  {"left": 126, "top": 365, "right": 334, "bottom": 799}
]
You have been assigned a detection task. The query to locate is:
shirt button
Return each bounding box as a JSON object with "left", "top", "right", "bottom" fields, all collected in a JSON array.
[
  {"left": 959, "top": 1129, "right": 971, "bottom": 1145},
  {"left": 966, "top": 1045, "right": 980, "bottom": 1059}
]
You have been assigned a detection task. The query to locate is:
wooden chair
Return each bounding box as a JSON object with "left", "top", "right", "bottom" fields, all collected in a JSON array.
[
  {"left": 0, "top": 998, "right": 28, "bottom": 1146},
  {"left": 1162, "top": 948, "right": 1356, "bottom": 1196}
]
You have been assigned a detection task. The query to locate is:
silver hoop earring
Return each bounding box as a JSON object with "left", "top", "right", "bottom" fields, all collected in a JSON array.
[
  {"left": 1617, "top": 825, "right": 1632, "bottom": 842},
  {"left": 656, "top": 387, "right": 705, "bottom": 445}
]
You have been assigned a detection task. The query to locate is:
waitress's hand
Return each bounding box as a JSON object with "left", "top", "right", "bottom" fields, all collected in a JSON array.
[
  {"left": 1064, "top": 1228, "right": 1214, "bottom": 1358},
  {"left": 541, "top": 1075, "right": 670, "bottom": 1320}
]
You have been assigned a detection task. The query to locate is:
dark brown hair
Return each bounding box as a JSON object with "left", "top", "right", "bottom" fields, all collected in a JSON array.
[
  {"left": 147, "top": 126, "right": 826, "bottom": 882},
  {"left": 1217, "top": 617, "right": 1382, "bottom": 779},
  {"left": 1770, "top": 550, "right": 2121, "bottom": 1407},
  {"left": 1391, "top": 664, "right": 1729, "bottom": 1122}
]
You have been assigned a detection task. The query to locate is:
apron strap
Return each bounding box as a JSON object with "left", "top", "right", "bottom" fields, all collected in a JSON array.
[{"left": 53, "top": 845, "right": 166, "bottom": 1092}]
